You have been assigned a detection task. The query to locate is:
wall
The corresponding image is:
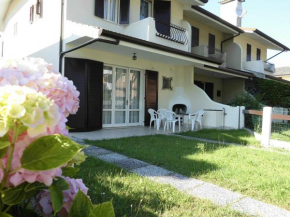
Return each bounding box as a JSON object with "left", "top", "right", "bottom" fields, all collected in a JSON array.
[
  {"left": 223, "top": 40, "right": 242, "bottom": 70},
  {"left": 3, "top": 0, "right": 61, "bottom": 67},
  {"left": 184, "top": 15, "right": 225, "bottom": 50},
  {"left": 222, "top": 78, "right": 245, "bottom": 104},
  {"left": 234, "top": 35, "right": 267, "bottom": 68},
  {"left": 194, "top": 73, "right": 223, "bottom": 103}
]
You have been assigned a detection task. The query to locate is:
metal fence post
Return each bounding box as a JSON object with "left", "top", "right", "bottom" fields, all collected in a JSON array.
[{"left": 261, "top": 107, "right": 272, "bottom": 147}]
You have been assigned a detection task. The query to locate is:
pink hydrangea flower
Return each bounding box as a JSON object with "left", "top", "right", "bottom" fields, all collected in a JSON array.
[{"left": 37, "top": 177, "right": 89, "bottom": 217}]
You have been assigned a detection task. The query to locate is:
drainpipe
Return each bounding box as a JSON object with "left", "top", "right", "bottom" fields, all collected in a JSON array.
[
  {"left": 220, "top": 32, "right": 241, "bottom": 52},
  {"left": 265, "top": 49, "right": 286, "bottom": 62},
  {"left": 0, "top": 34, "right": 3, "bottom": 57},
  {"left": 59, "top": 38, "right": 120, "bottom": 74},
  {"left": 59, "top": 0, "right": 64, "bottom": 56}
]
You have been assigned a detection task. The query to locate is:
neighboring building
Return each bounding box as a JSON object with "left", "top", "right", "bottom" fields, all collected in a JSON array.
[
  {"left": 275, "top": 67, "right": 290, "bottom": 81},
  {"left": 0, "top": 0, "right": 289, "bottom": 132}
]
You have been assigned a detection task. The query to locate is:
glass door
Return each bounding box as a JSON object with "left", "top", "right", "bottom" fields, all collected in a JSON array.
[{"left": 103, "top": 66, "right": 141, "bottom": 127}]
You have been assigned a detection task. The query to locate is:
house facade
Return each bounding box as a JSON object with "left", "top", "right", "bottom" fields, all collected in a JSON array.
[{"left": 0, "top": 0, "right": 289, "bottom": 132}]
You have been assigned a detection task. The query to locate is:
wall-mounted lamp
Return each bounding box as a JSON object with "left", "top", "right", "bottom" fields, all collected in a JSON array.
[{"left": 132, "top": 53, "right": 137, "bottom": 61}]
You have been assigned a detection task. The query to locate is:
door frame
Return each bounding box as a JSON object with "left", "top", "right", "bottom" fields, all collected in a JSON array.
[{"left": 102, "top": 64, "right": 145, "bottom": 128}]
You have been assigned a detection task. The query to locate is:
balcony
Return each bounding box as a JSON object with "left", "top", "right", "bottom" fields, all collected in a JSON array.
[
  {"left": 191, "top": 45, "right": 227, "bottom": 65},
  {"left": 243, "top": 60, "right": 275, "bottom": 74},
  {"left": 124, "top": 17, "right": 189, "bottom": 52}
]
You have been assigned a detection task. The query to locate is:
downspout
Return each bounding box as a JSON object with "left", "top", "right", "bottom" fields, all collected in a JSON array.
[
  {"left": 59, "top": 38, "right": 120, "bottom": 74},
  {"left": 0, "top": 35, "right": 3, "bottom": 57},
  {"left": 220, "top": 32, "right": 241, "bottom": 52},
  {"left": 59, "top": 0, "right": 64, "bottom": 62},
  {"left": 265, "top": 49, "right": 286, "bottom": 62}
]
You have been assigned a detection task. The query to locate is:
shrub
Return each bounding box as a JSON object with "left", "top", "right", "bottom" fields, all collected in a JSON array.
[{"left": 228, "top": 92, "right": 262, "bottom": 110}]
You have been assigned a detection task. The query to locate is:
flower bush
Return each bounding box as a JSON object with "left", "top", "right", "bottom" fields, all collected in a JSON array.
[{"left": 0, "top": 58, "right": 114, "bottom": 217}]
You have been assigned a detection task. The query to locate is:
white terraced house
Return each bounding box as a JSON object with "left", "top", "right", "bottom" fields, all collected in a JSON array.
[{"left": 0, "top": 0, "right": 289, "bottom": 132}]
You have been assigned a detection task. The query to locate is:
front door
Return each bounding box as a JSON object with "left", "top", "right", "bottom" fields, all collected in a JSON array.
[{"left": 103, "top": 65, "right": 141, "bottom": 127}]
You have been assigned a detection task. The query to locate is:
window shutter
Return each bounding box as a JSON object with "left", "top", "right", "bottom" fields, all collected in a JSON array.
[
  {"left": 191, "top": 26, "right": 199, "bottom": 47},
  {"left": 95, "top": 0, "right": 104, "bottom": 18},
  {"left": 120, "top": 0, "right": 130, "bottom": 24},
  {"left": 247, "top": 44, "right": 251, "bottom": 62},
  {"left": 208, "top": 33, "right": 215, "bottom": 54}
]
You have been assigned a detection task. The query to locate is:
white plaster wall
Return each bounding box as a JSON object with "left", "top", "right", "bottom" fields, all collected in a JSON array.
[
  {"left": 223, "top": 41, "right": 242, "bottom": 70},
  {"left": 3, "top": 0, "right": 61, "bottom": 67}
]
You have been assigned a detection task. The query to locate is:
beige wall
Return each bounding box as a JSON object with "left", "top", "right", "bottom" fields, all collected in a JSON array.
[
  {"left": 194, "top": 73, "right": 223, "bottom": 103},
  {"left": 184, "top": 15, "right": 225, "bottom": 50},
  {"left": 234, "top": 35, "right": 267, "bottom": 64},
  {"left": 222, "top": 78, "right": 245, "bottom": 104}
]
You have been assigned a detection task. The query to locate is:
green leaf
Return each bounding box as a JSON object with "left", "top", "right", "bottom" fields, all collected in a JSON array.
[
  {"left": 1, "top": 183, "right": 27, "bottom": 205},
  {"left": 0, "top": 213, "right": 13, "bottom": 217},
  {"left": 21, "top": 135, "right": 84, "bottom": 171},
  {"left": 25, "top": 182, "right": 47, "bottom": 192},
  {"left": 66, "top": 125, "right": 75, "bottom": 130},
  {"left": 62, "top": 167, "right": 80, "bottom": 177},
  {"left": 53, "top": 177, "right": 69, "bottom": 191},
  {"left": 69, "top": 190, "right": 92, "bottom": 217},
  {"left": 0, "top": 133, "right": 10, "bottom": 150},
  {"left": 89, "top": 200, "right": 115, "bottom": 217},
  {"left": 49, "top": 183, "right": 64, "bottom": 216}
]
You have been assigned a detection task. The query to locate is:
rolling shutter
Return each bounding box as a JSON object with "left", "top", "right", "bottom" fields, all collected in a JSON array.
[
  {"left": 65, "top": 58, "right": 104, "bottom": 132},
  {"left": 145, "top": 70, "right": 158, "bottom": 126},
  {"left": 154, "top": 0, "right": 171, "bottom": 36},
  {"left": 120, "top": 0, "right": 130, "bottom": 24},
  {"left": 95, "top": 0, "right": 104, "bottom": 18}
]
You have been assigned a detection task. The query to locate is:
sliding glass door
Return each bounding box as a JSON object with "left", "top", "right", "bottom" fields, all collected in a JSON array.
[{"left": 103, "top": 65, "right": 141, "bottom": 127}]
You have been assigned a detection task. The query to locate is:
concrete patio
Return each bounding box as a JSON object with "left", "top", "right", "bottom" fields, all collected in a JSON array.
[{"left": 70, "top": 125, "right": 190, "bottom": 140}]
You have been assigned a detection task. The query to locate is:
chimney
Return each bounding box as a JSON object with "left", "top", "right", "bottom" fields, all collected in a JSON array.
[{"left": 220, "top": 0, "right": 246, "bottom": 27}]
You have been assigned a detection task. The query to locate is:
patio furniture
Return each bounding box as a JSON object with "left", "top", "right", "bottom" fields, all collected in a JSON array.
[
  {"left": 187, "top": 110, "right": 204, "bottom": 131},
  {"left": 148, "top": 109, "right": 161, "bottom": 130},
  {"left": 163, "top": 111, "right": 181, "bottom": 132},
  {"left": 157, "top": 108, "right": 168, "bottom": 128}
]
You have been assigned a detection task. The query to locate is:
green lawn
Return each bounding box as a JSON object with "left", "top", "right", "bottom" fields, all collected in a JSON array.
[
  {"left": 76, "top": 157, "right": 246, "bottom": 217},
  {"left": 179, "top": 129, "right": 260, "bottom": 146},
  {"left": 271, "top": 130, "right": 290, "bottom": 142},
  {"left": 87, "top": 135, "right": 290, "bottom": 211}
]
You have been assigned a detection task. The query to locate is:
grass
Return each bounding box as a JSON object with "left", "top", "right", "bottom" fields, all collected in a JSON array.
[
  {"left": 87, "top": 135, "right": 290, "bottom": 211},
  {"left": 75, "top": 157, "right": 247, "bottom": 217},
  {"left": 271, "top": 130, "right": 290, "bottom": 142},
  {"left": 179, "top": 129, "right": 260, "bottom": 146}
]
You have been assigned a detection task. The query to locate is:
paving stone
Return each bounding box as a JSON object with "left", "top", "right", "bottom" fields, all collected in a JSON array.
[
  {"left": 131, "top": 165, "right": 173, "bottom": 178},
  {"left": 231, "top": 197, "right": 290, "bottom": 217},
  {"left": 83, "top": 146, "right": 113, "bottom": 157},
  {"left": 187, "top": 183, "right": 243, "bottom": 206},
  {"left": 97, "top": 153, "right": 129, "bottom": 163},
  {"left": 114, "top": 158, "right": 149, "bottom": 170},
  {"left": 154, "top": 173, "right": 205, "bottom": 191}
]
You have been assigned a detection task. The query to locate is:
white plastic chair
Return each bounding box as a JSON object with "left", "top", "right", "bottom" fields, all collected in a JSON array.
[
  {"left": 187, "top": 110, "right": 204, "bottom": 131},
  {"left": 157, "top": 108, "right": 168, "bottom": 128},
  {"left": 148, "top": 109, "right": 161, "bottom": 130},
  {"left": 163, "top": 111, "right": 181, "bottom": 133}
]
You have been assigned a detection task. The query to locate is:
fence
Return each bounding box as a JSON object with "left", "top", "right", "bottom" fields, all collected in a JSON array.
[{"left": 244, "top": 108, "right": 290, "bottom": 146}]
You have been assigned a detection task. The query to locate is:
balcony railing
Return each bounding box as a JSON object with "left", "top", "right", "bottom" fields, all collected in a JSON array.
[
  {"left": 208, "top": 47, "right": 226, "bottom": 63},
  {"left": 155, "top": 19, "right": 188, "bottom": 45},
  {"left": 264, "top": 61, "right": 275, "bottom": 73}
]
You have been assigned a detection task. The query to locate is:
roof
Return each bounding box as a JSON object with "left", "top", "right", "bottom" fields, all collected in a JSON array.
[
  {"left": 240, "top": 28, "right": 290, "bottom": 51},
  {"left": 0, "top": 0, "right": 12, "bottom": 31},
  {"left": 191, "top": 6, "right": 244, "bottom": 34},
  {"left": 101, "top": 29, "right": 222, "bottom": 65},
  {"left": 274, "top": 67, "right": 290, "bottom": 76}
]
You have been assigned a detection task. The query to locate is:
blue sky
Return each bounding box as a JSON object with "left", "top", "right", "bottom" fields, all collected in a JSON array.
[{"left": 204, "top": 0, "right": 290, "bottom": 68}]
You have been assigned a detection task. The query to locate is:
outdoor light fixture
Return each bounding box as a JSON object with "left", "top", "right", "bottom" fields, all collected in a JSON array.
[{"left": 132, "top": 53, "right": 137, "bottom": 61}]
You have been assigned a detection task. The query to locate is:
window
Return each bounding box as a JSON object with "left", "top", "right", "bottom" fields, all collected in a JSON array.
[
  {"left": 247, "top": 44, "right": 251, "bottom": 62},
  {"left": 29, "top": 5, "right": 34, "bottom": 24},
  {"left": 191, "top": 26, "right": 199, "bottom": 47},
  {"left": 140, "top": 0, "right": 150, "bottom": 20},
  {"left": 257, "top": 48, "right": 261, "bottom": 61},
  {"left": 95, "top": 0, "right": 130, "bottom": 24},
  {"left": 194, "top": 80, "right": 214, "bottom": 100},
  {"left": 208, "top": 33, "right": 215, "bottom": 55},
  {"left": 104, "top": 0, "right": 118, "bottom": 23}
]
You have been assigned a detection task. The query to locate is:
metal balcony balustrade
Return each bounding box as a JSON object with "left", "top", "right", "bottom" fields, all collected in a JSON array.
[
  {"left": 154, "top": 19, "right": 188, "bottom": 45},
  {"left": 207, "top": 46, "right": 226, "bottom": 63}
]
